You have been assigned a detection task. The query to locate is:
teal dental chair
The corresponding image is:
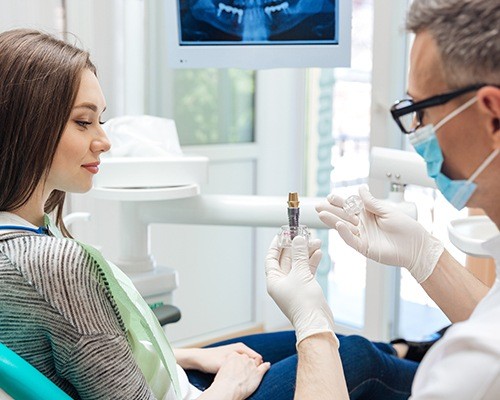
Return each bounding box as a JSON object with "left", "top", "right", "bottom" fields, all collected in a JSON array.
[
  {"left": 0, "top": 342, "right": 71, "bottom": 400},
  {"left": 0, "top": 304, "right": 180, "bottom": 399}
]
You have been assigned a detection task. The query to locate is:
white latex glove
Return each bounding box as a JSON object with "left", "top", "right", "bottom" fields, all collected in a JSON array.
[
  {"left": 315, "top": 185, "right": 444, "bottom": 283},
  {"left": 265, "top": 236, "right": 338, "bottom": 346}
]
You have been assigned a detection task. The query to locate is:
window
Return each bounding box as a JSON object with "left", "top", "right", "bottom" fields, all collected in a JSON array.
[
  {"left": 145, "top": 1, "right": 256, "bottom": 147},
  {"left": 307, "top": 0, "right": 373, "bottom": 330},
  {"left": 171, "top": 69, "right": 255, "bottom": 145}
]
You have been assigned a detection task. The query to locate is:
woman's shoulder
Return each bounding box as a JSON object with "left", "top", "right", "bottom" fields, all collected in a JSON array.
[
  {"left": 0, "top": 234, "right": 124, "bottom": 335},
  {"left": 1, "top": 234, "right": 91, "bottom": 274}
]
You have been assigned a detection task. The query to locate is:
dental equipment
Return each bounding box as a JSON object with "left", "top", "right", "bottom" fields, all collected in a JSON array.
[
  {"left": 278, "top": 225, "right": 311, "bottom": 248},
  {"left": 370, "top": 146, "right": 435, "bottom": 219},
  {"left": 166, "top": 0, "right": 352, "bottom": 69},
  {"left": 343, "top": 195, "right": 364, "bottom": 216},
  {"left": 276, "top": 192, "right": 312, "bottom": 248},
  {"left": 287, "top": 192, "right": 300, "bottom": 238}
]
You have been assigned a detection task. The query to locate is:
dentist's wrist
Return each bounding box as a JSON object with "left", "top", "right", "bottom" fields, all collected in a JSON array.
[
  {"left": 294, "top": 309, "right": 338, "bottom": 348},
  {"left": 296, "top": 328, "right": 339, "bottom": 349},
  {"left": 409, "top": 234, "right": 445, "bottom": 283}
]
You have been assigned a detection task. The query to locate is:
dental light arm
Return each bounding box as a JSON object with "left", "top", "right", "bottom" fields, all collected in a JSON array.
[
  {"left": 139, "top": 195, "right": 327, "bottom": 229},
  {"left": 370, "top": 146, "right": 436, "bottom": 189},
  {"left": 369, "top": 146, "right": 436, "bottom": 219}
]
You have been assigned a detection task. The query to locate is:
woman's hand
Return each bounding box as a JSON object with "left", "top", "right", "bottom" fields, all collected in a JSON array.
[
  {"left": 175, "top": 343, "right": 264, "bottom": 374},
  {"left": 202, "top": 352, "right": 270, "bottom": 400}
]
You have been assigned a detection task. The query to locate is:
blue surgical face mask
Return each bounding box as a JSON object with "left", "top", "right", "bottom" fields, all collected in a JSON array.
[{"left": 409, "top": 96, "right": 499, "bottom": 210}]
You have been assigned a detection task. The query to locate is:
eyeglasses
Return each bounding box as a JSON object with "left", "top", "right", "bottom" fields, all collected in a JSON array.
[{"left": 390, "top": 83, "right": 487, "bottom": 134}]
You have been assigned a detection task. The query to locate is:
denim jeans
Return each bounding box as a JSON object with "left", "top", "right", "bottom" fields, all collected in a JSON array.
[{"left": 186, "top": 331, "right": 418, "bottom": 400}]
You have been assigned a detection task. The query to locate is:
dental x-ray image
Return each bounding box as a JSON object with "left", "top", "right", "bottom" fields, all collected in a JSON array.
[{"left": 179, "top": 0, "right": 337, "bottom": 44}]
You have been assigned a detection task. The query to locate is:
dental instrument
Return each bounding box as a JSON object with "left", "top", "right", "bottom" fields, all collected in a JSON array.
[
  {"left": 287, "top": 192, "right": 300, "bottom": 239},
  {"left": 277, "top": 192, "right": 311, "bottom": 247}
]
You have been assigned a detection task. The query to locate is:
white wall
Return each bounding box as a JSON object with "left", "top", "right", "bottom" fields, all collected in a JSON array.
[{"left": 0, "top": 0, "right": 62, "bottom": 33}]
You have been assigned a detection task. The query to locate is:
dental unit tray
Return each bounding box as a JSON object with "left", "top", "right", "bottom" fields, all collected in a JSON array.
[
  {"left": 91, "top": 156, "right": 209, "bottom": 201},
  {"left": 448, "top": 216, "right": 499, "bottom": 258},
  {"left": 93, "top": 156, "right": 208, "bottom": 188}
]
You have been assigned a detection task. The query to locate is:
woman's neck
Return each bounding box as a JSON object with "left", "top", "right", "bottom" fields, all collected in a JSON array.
[
  {"left": 11, "top": 208, "right": 45, "bottom": 227},
  {"left": 11, "top": 190, "right": 47, "bottom": 227}
]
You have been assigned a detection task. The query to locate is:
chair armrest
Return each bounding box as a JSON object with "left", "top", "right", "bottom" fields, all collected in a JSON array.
[{"left": 152, "top": 304, "right": 181, "bottom": 326}]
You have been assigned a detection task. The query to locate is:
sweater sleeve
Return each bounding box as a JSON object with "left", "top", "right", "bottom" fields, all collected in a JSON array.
[
  {"left": 63, "top": 333, "right": 156, "bottom": 400},
  {"left": 3, "top": 236, "right": 157, "bottom": 399}
]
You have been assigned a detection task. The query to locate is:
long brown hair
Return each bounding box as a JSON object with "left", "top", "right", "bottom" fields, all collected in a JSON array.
[{"left": 0, "top": 29, "right": 97, "bottom": 236}]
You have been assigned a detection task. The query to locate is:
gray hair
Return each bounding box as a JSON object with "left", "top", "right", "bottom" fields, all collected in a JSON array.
[{"left": 407, "top": 0, "right": 499, "bottom": 87}]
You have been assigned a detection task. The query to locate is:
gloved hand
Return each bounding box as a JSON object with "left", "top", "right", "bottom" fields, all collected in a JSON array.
[
  {"left": 265, "top": 236, "right": 338, "bottom": 346},
  {"left": 315, "top": 185, "right": 444, "bottom": 283}
]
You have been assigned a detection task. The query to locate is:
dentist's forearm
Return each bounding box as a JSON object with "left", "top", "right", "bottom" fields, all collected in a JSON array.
[
  {"left": 295, "top": 333, "right": 349, "bottom": 400},
  {"left": 421, "top": 249, "right": 490, "bottom": 322}
]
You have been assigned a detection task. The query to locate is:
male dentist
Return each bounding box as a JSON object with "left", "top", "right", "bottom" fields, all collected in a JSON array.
[{"left": 266, "top": 0, "right": 500, "bottom": 398}]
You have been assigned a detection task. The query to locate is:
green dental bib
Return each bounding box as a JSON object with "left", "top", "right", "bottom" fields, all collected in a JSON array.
[{"left": 45, "top": 217, "right": 181, "bottom": 400}]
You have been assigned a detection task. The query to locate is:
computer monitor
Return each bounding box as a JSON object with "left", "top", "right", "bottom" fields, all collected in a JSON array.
[{"left": 166, "top": 0, "right": 352, "bottom": 69}]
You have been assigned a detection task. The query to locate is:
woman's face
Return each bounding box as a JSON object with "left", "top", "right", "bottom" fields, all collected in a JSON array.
[{"left": 46, "top": 69, "right": 110, "bottom": 194}]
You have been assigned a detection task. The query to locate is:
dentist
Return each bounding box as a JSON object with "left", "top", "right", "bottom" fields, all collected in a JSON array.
[{"left": 267, "top": 0, "right": 500, "bottom": 398}]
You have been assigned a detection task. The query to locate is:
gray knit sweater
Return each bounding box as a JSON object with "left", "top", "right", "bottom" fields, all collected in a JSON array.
[{"left": 0, "top": 232, "right": 155, "bottom": 399}]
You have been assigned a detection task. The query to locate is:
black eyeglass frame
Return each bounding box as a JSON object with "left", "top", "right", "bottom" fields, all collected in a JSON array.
[{"left": 390, "top": 83, "right": 487, "bottom": 134}]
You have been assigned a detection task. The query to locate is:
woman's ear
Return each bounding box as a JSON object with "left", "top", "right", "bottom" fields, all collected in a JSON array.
[{"left": 477, "top": 86, "right": 500, "bottom": 148}]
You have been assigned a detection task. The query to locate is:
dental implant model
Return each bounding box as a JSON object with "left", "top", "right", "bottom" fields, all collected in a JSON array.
[
  {"left": 343, "top": 195, "right": 364, "bottom": 216},
  {"left": 278, "top": 192, "right": 310, "bottom": 248},
  {"left": 287, "top": 192, "right": 300, "bottom": 239}
]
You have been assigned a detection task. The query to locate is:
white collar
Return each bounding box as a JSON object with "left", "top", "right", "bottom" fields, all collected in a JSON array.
[{"left": 0, "top": 212, "right": 38, "bottom": 228}]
